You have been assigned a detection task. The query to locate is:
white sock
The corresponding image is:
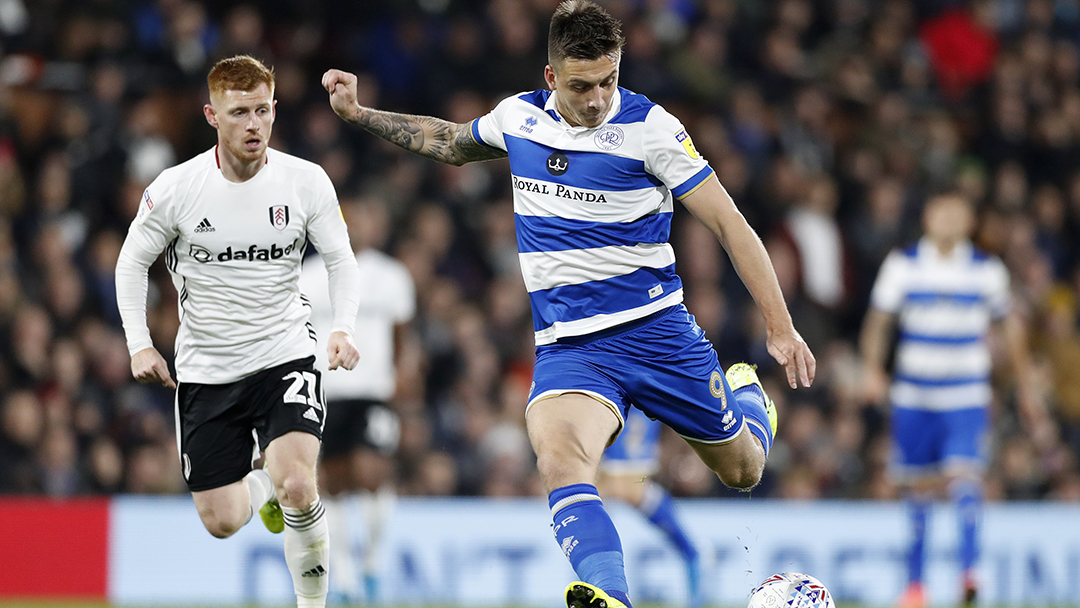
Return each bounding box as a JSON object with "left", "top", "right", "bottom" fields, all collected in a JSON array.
[
  {"left": 325, "top": 495, "right": 359, "bottom": 596},
  {"left": 244, "top": 468, "right": 275, "bottom": 525},
  {"left": 283, "top": 497, "right": 329, "bottom": 608}
]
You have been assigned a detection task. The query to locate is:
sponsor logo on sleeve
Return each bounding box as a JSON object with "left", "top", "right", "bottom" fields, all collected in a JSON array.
[
  {"left": 675, "top": 129, "right": 700, "bottom": 159},
  {"left": 135, "top": 189, "right": 154, "bottom": 221}
]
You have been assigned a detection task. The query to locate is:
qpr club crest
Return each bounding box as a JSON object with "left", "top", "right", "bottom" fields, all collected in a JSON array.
[
  {"left": 269, "top": 205, "right": 290, "bottom": 230},
  {"left": 594, "top": 125, "right": 624, "bottom": 150}
]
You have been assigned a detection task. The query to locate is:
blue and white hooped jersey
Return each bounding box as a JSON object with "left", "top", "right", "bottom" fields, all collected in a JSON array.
[
  {"left": 473, "top": 87, "right": 714, "bottom": 345},
  {"left": 869, "top": 239, "right": 1011, "bottom": 411}
]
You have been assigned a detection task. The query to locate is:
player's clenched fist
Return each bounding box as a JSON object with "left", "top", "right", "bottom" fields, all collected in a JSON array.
[
  {"left": 322, "top": 69, "right": 358, "bottom": 122},
  {"left": 326, "top": 331, "right": 360, "bottom": 371},
  {"left": 130, "top": 347, "right": 176, "bottom": 389}
]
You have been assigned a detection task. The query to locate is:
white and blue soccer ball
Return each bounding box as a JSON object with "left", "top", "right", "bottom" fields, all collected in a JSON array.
[{"left": 747, "top": 572, "right": 834, "bottom": 608}]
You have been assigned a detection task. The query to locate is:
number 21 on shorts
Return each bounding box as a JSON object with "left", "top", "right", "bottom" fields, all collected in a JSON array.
[{"left": 282, "top": 371, "right": 322, "bottom": 410}]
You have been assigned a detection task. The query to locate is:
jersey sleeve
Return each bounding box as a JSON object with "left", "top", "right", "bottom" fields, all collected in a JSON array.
[
  {"left": 304, "top": 170, "right": 361, "bottom": 337},
  {"left": 642, "top": 106, "right": 714, "bottom": 200},
  {"left": 127, "top": 180, "right": 179, "bottom": 255},
  {"left": 471, "top": 95, "right": 517, "bottom": 152},
  {"left": 869, "top": 250, "right": 908, "bottom": 314},
  {"left": 986, "top": 256, "right": 1012, "bottom": 320},
  {"left": 115, "top": 179, "right": 178, "bottom": 356}
]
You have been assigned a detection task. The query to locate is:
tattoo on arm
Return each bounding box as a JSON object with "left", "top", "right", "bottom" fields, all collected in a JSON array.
[{"left": 347, "top": 106, "right": 507, "bottom": 165}]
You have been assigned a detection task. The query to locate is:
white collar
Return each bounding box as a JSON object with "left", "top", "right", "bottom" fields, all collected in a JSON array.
[{"left": 919, "top": 237, "right": 972, "bottom": 262}]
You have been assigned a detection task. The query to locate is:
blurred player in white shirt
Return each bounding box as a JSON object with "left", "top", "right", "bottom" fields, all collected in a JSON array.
[
  {"left": 115, "top": 55, "right": 361, "bottom": 608},
  {"left": 299, "top": 196, "right": 416, "bottom": 604}
]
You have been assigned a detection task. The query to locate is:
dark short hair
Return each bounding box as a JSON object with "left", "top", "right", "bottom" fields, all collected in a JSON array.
[{"left": 548, "top": 0, "right": 625, "bottom": 67}]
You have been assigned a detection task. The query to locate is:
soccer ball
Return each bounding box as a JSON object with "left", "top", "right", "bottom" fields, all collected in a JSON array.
[{"left": 747, "top": 572, "right": 834, "bottom": 608}]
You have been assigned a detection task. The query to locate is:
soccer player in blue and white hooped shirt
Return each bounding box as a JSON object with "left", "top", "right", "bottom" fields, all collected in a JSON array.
[
  {"left": 860, "top": 192, "right": 1046, "bottom": 608},
  {"left": 324, "top": 2, "right": 815, "bottom": 607}
]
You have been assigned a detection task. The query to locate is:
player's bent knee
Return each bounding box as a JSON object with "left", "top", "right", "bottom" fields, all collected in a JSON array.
[
  {"left": 716, "top": 459, "right": 763, "bottom": 490},
  {"left": 199, "top": 510, "right": 245, "bottom": 538},
  {"left": 691, "top": 434, "right": 765, "bottom": 490}
]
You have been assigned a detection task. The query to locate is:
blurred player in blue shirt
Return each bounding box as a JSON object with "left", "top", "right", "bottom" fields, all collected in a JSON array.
[
  {"left": 860, "top": 192, "right": 1046, "bottom": 607},
  {"left": 598, "top": 409, "right": 702, "bottom": 608}
]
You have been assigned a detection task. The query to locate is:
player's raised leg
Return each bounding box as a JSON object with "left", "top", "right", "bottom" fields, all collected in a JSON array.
[
  {"left": 180, "top": 382, "right": 280, "bottom": 538},
  {"left": 684, "top": 363, "right": 775, "bottom": 490},
  {"left": 267, "top": 431, "right": 329, "bottom": 608},
  {"left": 527, "top": 393, "right": 633, "bottom": 608},
  {"left": 724, "top": 363, "right": 777, "bottom": 457}
]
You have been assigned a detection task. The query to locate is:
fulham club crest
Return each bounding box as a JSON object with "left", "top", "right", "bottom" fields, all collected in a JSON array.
[{"left": 270, "top": 205, "right": 290, "bottom": 230}]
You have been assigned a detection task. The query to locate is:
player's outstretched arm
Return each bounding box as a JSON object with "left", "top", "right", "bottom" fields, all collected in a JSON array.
[
  {"left": 681, "top": 175, "right": 815, "bottom": 389},
  {"left": 322, "top": 69, "right": 506, "bottom": 166}
]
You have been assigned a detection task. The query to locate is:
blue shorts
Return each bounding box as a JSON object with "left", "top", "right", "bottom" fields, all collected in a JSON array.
[
  {"left": 890, "top": 406, "right": 987, "bottom": 479},
  {"left": 527, "top": 305, "right": 742, "bottom": 444},
  {"left": 601, "top": 408, "right": 662, "bottom": 475}
]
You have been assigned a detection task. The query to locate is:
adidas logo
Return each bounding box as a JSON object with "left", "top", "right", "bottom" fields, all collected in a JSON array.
[
  {"left": 301, "top": 565, "right": 326, "bottom": 578},
  {"left": 194, "top": 218, "right": 215, "bottom": 233},
  {"left": 303, "top": 407, "right": 320, "bottom": 422}
]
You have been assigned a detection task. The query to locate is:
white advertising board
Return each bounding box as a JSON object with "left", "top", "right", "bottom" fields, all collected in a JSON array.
[{"left": 110, "top": 497, "right": 1080, "bottom": 607}]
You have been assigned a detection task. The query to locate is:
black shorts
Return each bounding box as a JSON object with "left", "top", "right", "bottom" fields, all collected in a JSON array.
[
  {"left": 321, "top": 398, "right": 400, "bottom": 459},
  {"left": 176, "top": 356, "right": 324, "bottom": 492}
]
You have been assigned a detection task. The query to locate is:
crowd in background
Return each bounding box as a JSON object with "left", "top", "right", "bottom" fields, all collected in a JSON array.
[{"left": 1, "top": 0, "right": 1080, "bottom": 502}]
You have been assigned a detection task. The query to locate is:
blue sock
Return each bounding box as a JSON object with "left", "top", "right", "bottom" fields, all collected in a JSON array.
[
  {"left": 907, "top": 498, "right": 930, "bottom": 584},
  {"left": 951, "top": 479, "right": 982, "bottom": 572},
  {"left": 732, "top": 383, "right": 773, "bottom": 457},
  {"left": 550, "top": 484, "right": 631, "bottom": 604},
  {"left": 638, "top": 482, "right": 698, "bottom": 563}
]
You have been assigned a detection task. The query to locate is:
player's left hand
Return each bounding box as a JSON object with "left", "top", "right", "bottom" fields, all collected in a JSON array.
[
  {"left": 766, "top": 328, "right": 816, "bottom": 389},
  {"left": 327, "top": 331, "right": 360, "bottom": 371}
]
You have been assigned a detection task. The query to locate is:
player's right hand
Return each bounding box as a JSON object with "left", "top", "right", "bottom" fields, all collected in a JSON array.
[
  {"left": 130, "top": 347, "right": 176, "bottom": 389},
  {"left": 321, "top": 69, "right": 358, "bottom": 121}
]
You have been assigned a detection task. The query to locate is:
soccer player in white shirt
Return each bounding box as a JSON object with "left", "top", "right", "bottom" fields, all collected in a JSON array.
[
  {"left": 860, "top": 192, "right": 1045, "bottom": 608},
  {"left": 115, "top": 55, "right": 362, "bottom": 608},
  {"left": 323, "top": 3, "right": 815, "bottom": 607}
]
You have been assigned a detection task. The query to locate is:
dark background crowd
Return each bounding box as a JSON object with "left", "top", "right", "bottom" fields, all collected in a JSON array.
[{"left": 1, "top": 0, "right": 1080, "bottom": 502}]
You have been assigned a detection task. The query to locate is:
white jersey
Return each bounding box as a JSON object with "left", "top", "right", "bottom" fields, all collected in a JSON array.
[
  {"left": 299, "top": 249, "right": 415, "bottom": 401},
  {"left": 116, "top": 147, "right": 361, "bottom": 384},
  {"left": 869, "top": 239, "right": 1011, "bottom": 411},
  {"left": 473, "top": 87, "right": 713, "bottom": 345}
]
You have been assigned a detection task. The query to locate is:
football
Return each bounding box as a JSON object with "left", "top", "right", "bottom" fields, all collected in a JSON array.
[{"left": 747, "top": 572, "right": 834, "bottom": 608}]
